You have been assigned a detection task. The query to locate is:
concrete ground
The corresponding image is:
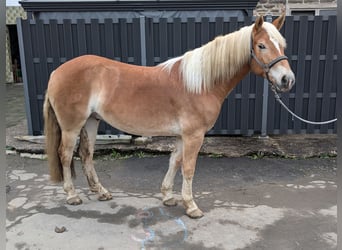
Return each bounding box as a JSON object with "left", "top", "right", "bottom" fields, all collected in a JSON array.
[
  {"left": 6, "top": 154, "right": 337, "bottom": 250},
  {"left": 6, "top": 83, "right": 337, "bottom": 250}
]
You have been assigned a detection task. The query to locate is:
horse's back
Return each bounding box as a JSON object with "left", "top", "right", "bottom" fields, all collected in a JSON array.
[{"left": 50, "top": 55, "right": 129, "bottom": 82}]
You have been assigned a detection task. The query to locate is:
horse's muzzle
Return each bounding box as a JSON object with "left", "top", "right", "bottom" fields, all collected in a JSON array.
[{"left": 274, "top": 73, "right": 295, "bottom": 93}]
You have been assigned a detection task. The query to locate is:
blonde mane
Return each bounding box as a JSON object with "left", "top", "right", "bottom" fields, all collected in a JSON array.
[{"left": 160, "top": 22, "right": 285, "bottom": 94}]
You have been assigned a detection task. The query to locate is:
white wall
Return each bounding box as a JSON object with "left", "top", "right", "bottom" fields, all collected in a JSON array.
[{"left": 6, "top": 0, "right": 20, "bottom": 7}]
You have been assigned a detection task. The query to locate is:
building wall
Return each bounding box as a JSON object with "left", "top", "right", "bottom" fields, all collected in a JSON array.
[
  {"left": 255, "top": 0, "right": 337, "bottom": 15},
  {"left": 255, "top": 0, "right": 286, "bottom": 15},
  {"left": 6, "top": 6, "right": 26, "bottom": 83},
  {"left": 6, "top": 27, "right": 13, "bottom": 83},
  {"left": 6, "top": 6, "right": 26, "bottom": 25}
]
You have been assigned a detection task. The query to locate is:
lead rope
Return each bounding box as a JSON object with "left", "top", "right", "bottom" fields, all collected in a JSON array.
[{"left": 270, "top": 85, "right": 337, "bottom": 125}]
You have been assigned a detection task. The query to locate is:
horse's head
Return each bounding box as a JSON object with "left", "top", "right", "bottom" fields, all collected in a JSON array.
[{"left": 250, "top": 14, "right": 295, "bottom": 92}]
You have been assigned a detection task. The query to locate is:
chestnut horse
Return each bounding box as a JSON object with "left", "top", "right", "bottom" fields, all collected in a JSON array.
[{"left": 44, "top": 15, "right": 295, "bottom": 218}]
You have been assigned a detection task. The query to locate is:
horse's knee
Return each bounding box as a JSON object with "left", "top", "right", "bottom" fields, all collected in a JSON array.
[{"left": 182, "top": 167, "right": 195, "bottom": 178}]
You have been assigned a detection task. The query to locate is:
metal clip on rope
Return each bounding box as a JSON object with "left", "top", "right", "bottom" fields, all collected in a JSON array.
[{"left": 270, "top": 86, "right": 337, "bottom": 125}]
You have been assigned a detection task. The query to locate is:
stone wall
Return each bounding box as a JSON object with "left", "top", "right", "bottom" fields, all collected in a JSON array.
[
  {"left": 287, "top": 0, "right": 336, "bottom": 3},
  {"left": 254, "top": 0, "right": 337, "bottom": 16},
  {"left": 255, "top": 0, "right": 285, "bottom": 15}
]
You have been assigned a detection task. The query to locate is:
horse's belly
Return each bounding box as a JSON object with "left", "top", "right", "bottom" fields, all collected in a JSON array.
[{"left": 99, "top": 111, "right": 181, "bottom": 137}]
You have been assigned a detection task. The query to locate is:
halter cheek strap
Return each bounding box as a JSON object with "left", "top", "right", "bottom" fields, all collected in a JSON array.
[{"left": 250, "top": 37, "right": 288, "bottom": 83}]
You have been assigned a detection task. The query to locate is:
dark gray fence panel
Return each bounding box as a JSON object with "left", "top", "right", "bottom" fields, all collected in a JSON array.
[
  {"left": 18, "top": 18, "right": 142, "bottom": 135},
  {"left": 18, "top": 16, "right": 337, "bottom": 136}
]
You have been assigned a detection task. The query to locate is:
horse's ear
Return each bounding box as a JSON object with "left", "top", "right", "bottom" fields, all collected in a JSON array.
[
  {"left": 273, "top": 13, "right": 286, "bottom": 30},
  {"left": 253, "top": 15, "right": 264, "bottom": 33}
]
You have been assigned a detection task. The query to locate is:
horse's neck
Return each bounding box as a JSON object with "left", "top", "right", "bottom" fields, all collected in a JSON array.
[{"left": 211, "top": 63, "right": 251, "bottom": 103}]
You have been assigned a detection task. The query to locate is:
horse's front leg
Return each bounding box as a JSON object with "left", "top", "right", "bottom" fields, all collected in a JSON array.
[
  {"left": 161, "top": 137, "right": 183, "bottom": 206},
  {"left": 181, "top": 133, "right": 205, "bottom": 219}
]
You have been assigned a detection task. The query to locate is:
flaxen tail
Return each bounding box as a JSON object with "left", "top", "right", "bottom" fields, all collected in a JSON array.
[{"left": 43, "top": 92, "right": 75, "bottom": 182}]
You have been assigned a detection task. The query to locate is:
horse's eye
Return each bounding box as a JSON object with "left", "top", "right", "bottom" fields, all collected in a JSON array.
[{"left": 258, "top": 44, "right": 266, "bottom": 50}]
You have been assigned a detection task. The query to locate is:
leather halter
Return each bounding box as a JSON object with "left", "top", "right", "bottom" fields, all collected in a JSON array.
[{"left": 250, "top": 37, "right": 288, "bottom": 83}]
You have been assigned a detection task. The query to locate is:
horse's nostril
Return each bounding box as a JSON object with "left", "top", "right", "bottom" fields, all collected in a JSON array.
[{"left": 281, "top": 75, "right": 288, "bottom": 86}]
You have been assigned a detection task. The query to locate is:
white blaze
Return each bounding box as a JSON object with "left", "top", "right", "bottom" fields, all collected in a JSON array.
[{"left": 270, "top": 37, "right": 280, "bottom": 53}]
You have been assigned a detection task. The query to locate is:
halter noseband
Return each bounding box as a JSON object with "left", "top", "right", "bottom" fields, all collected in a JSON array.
[{"left": 250, "top": 37, "right": 288, "bottom": 84}]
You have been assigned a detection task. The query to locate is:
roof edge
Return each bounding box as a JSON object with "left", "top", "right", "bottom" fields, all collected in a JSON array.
[{"left": 20, "top": 0, "right": 259, "bottom": 13}]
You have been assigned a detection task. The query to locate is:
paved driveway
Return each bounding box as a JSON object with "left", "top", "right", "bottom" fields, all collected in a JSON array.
[{"left": 6, "top": 154, "right": 336, "bottom": 250}]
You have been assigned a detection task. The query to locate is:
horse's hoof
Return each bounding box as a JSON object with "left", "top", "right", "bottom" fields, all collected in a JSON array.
[
  {"left": 66, "top": 196, "right": 82, "bottom": 205},
  {"left": 163, "top": 198, "right": 178, "bottom": 207},
  {"left": 186, "top": 208, "right": 204, "bottom": 219},
  {"left": 98, "top": 192, "right": 113, "bottom": 201}
]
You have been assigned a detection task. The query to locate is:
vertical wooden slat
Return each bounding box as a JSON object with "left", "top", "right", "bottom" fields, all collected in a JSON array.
[
  {"left": 63, "top": 19, "right": 74, "bottom": 60},
  {"left": 279, "top": 16, "right": 294, "bottom": 134},
  {"left": 133, "top": 18, "right": 142, "bottom": 65},
  {"left": 215, "top": 17, "right": 224, "bottom": 36},
  {"left": 35, "top": 20, "right": 48, "bottom": 92},
  {"left": 98, "top": 21, "right": 106, "bottom": 57},
  {"left": 221, "top": 96, "right": 228, "bottom": 133},
  {"left": 119, "top": 19, "right": 128, "bottom": 63},
  {"left": 227, "top": 17, "right": 238, "bottom": 132},
  {"left": 104, "top": 18, "right": 115, "bottom": 59},
  {"left": 145, "top": 18, "right": 154, "bottom": 66},
  {"left": 112, "top": 20, "right": 120, "bottom": 60},
  {"left": 240, "top": 77, "right": 249, "bottom": 134},
  {"left": 159, "top": 18, "right": 168, "bottom": 63},
  {"left": 173, "top": 18, "right": 182, "bottom": 57},
  {"left": 293, "top": 16, "right": 308, "bottom": 133},
  {"left": 77, "top": 19, "right": 87, "bottom": 55},
  {"left": 30, "top": 20, "right": 46, "bottom": 134},
  {"left": 187, "top": 18, "right": 195, "bottom": 50},
  {"left": 266, "top": 87, "right": 276, "bottom": 134},
  {"left": 254, "top": 76, "right": 264, "bottom": 133},
  {"left": 18, "top": 19, "right": 34, "bottom": 134},
  {"left": 201, "top": 17, "right": 209, "bottom": 45},
  {"left": 321, "top": 15, "right": 336, "bottom": 133},
  {"left": 307, "top": 16, "right": 322, "bottom": 133},
  {"left": 90, "top": 19, "right": 100, "bottom": 55},
  {"left": 49, "top": 19, "right": 61, "bottom": 71}
]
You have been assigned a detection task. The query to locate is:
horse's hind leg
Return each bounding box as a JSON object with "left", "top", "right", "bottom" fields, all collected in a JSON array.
[
  {"left": 79, "top": 116, "right": 112, "bottom": 201},
  {"left": 161, "top": 137, "right": 182, "bottom": 206},
  {"left": 59, "top": 130, "right": 82, "bottom": 205}
]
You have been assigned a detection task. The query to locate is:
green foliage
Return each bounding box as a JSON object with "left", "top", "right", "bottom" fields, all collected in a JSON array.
[
  {"left": 208, "top": 153, "right": 223, "bottom": 158},
  {"left": 110, "top": 150, "right": 133, "bottom": 160}
]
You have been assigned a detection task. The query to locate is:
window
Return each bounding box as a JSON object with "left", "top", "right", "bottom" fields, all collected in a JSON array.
[{"left": 291, "top": 10, "right": 315, "bottom": 16}]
